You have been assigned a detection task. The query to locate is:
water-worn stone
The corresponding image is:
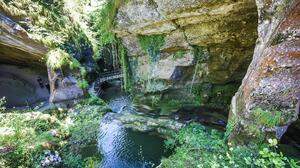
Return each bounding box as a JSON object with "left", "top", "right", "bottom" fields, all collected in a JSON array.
[
  {"left": 108, "top": 113, "right": 184, "bottom": 137},
  {"left": 228, "top": 0, "right": 300, "bottom": 144},
  {"left": 0, "top": 64, "right": 49, "bottom": 107}
]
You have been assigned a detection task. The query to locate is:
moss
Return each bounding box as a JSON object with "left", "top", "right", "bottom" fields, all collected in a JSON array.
[
  {"left": 90, "top": 0, "right": 122, "bottom": 59},
  {"left": 252, "top": 108, "right": 282, "bottom": 128},
  {"left": 172, "top": 50, "right": 186, "bottom": 60},
  {"left": 61, "top": 25, "right": 94, "bottom": 63},
  {"left": 138, "top": 34, "right": 166, "bottom": 63},
  {"left": 118, "top": 40, "right": 133, "bottom": 92},
  {"left": 193, "top": 45, "right": 209, "bottom": 63},
  {"left": 224, "top": 115, "right": 238, "bottom": 140},
  {"left": 192, "top": 82, "right": 239, "bottom": 109}
]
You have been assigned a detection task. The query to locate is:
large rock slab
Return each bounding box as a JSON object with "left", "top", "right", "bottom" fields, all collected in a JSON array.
[
  {"left": 228, "top": 0, "right": 300, "bottom": 144},
  {"left": 0, "top": 13, "right": 47, "bottom": 66}
]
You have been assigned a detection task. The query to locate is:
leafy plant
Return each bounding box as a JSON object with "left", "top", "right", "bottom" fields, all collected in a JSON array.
[
  {"left": 0, "top": 97, "right": 6, "bottom": 112},
  {"left": 90, "top": 0, "right": 122, "bottom": 59},
  {"left": 173, "top": 50, "right": 186, "bottom": 60},
  {"left": 77, "top": 80, "right": 89, "bottom": 89},
  {"left": 47, "top": 48, "right": 72, "bottom": 70}
]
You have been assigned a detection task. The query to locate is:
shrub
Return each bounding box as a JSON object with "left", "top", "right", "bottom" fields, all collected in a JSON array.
[{"left": 47, "top": 48, "right": 72, "bottom": 70}]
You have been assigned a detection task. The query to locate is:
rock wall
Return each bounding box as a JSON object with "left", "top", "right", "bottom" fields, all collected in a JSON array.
[
  {"left": 115, "top": 0, "right": 258, "bottom": 108},
  {"left": 228, "top": 0, "right": 300, "bottom": 144}
]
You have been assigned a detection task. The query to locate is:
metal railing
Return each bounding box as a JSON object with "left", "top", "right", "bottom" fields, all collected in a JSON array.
[{"left": 97, "top": 70, "right": 123, "bottom": 83}]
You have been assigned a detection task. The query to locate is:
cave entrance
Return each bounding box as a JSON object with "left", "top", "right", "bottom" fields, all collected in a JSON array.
[
  {"left": 280, "top": 113, "right": 300, "bottom": 158},
  {"left": 0, "top": 64, "right": 50, "bottom": 108}
]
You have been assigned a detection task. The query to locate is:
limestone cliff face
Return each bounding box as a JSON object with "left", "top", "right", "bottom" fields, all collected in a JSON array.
[
  {"left": 228, "top": 0, "right": 300, "bottom": 144},
  {"left": 0, "top": 12, "right": 47, "bottom": 66},
  {"left": 115, "top": 0, "right": 258, "bottom": 107},
  {"left": 115, "top": 0, "right": 258, "bottom": 86}
]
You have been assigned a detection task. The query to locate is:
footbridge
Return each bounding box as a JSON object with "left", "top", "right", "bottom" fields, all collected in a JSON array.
[
  {"left": 97, "top": 71, "right": 123, "bottom": 83},
  {"left": 91, "top": 71, "right": 123, "bottom": 96}
]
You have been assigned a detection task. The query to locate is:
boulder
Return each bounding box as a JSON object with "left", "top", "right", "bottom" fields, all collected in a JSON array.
[{"left": 48, "top": 68, "right": 84, "bottom": 103}]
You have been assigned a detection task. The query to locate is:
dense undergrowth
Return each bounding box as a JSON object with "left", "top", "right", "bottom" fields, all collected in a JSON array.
[
  {"left": 161, "top": 124, "right": 299, "bottom": 168},
  {"left": 0, "top": 96, "right": 108, "bottom": 168}
]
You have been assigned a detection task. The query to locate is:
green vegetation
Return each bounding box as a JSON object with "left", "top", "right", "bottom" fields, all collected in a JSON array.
[
  {"left": 3, "top": 0, "right": 95, "bottom": 78},
  {"left": 193, "top": 45, "right": 209, "bottom": 62},
  {"left": 0, "top": 96, "right": 108, "bottom": 167},
  {"left": 224, "top": 115, "right": 238, "bottom": 139},
  {"left": 253, "top": 108, "right": 282, "bottom": 128},
  {"left": 173, "top": 50, "right": 186, "bottom": 60},
  {"left": 119, "top": 40, "right": 133, "bottom": 92},
  {"left": 46, "top": 48, "right": 72, "bottom": 70},
  {"left": 90, "top": 0, "right": 122, "bottom": 59},
  {"left": 192, "top": 82, "right": 239, "bottom": 109},
  {"left": 161, "top": 123, "right": 299, "bottom": 168},
  {"left": 77, "top": 79, "right": 89, "bottom": 89},
  {"left": 138, "top": 34, "right": 166, "bottom": 63}
]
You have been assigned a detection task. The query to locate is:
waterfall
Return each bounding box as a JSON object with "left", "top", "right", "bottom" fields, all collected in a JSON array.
[{"left": 190, "top": 62, "right": 199, "bottom": 94}]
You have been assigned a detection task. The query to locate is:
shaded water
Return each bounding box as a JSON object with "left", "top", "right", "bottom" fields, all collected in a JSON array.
[
  {"left": 98, "top": 114, "right": 168, "bottom": 168},
  {"left": 97, "top": 86, "right": 169, "bottom": 168}
]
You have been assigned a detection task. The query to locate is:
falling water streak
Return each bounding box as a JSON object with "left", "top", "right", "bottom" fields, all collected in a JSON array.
[{"left": 190, "top": 62, "right": 199, "bottom": 94}]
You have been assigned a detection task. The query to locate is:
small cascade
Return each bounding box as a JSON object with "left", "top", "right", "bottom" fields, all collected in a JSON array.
[
  {"left": 190, "top": 63, "right": 199, "bottom": 94},
  {"left": 108, "top": 96, "right": 135, "bottom": 113}
]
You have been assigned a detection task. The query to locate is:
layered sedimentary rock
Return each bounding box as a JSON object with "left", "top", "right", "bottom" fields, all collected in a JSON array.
[
  {"left": 0, "top": 12, "right": 47, "bottom": 66},
  {"left": 115, "top": 0, "right": 257, "bottom": 85},
  {"left": 228, "top": 0, "right": 300, "bottom": 144},
  {"left": 115, "top": 0, "right": 258, "bottom": 108}
]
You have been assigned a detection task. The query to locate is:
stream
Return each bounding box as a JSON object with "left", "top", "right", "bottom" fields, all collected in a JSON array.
[{"left": 97, "top": 87, "right": 169, "bottom": 168}]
